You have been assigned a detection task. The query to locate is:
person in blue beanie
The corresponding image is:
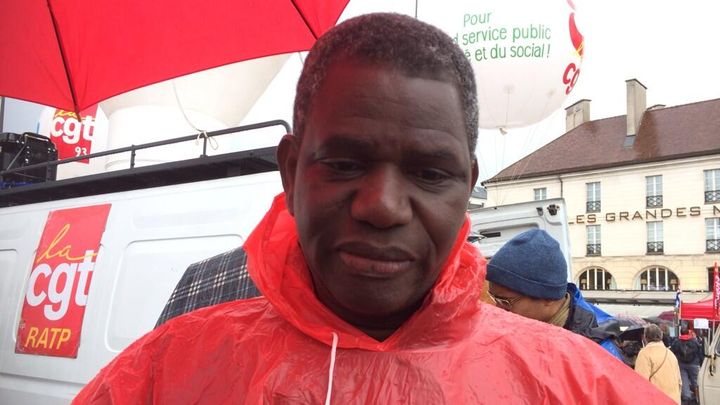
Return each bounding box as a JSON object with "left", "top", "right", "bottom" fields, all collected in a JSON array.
[{"left": 486, "top": 229, "right": 624, "bottom": 359}]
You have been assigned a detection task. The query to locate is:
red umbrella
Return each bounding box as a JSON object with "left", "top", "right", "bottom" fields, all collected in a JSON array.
[{"left": 0, "top": 0, "right": 349, "bottom": 113}]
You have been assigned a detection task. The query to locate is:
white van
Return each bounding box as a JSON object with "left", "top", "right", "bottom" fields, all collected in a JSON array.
[
  {"left": 0, "top": 138, "right": 284, "bottom": 403},
  {"left": 0, "top": 129, "right": 574, "bottom": 403}
]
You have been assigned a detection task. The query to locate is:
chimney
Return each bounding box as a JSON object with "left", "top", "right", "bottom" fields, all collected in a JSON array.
[
  {"left": 626, "top": 79, "right": 647, "bottom": 136},
  {"left": 565, "top": 99, "right": 591, "bottom": 132}
]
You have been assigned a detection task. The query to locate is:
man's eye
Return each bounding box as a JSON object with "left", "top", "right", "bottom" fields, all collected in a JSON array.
[
  {"left": 416, "top": 169, "right": 450, "bottom": 183},
  {"left": 323, "top": 160, "right": 363, "bottom": 173}
]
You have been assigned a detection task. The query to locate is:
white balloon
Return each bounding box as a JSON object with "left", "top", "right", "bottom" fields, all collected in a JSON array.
[{"left": 420, "top": 0, "right": 584, "bottom": 130}]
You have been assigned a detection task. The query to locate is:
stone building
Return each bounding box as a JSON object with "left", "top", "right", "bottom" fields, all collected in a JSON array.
[{"left": 482, "top": 80, "right": 720, "bottom": 304}]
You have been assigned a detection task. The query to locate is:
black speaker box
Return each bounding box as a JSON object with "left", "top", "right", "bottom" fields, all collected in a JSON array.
[{"left": 0, "top": 132, "right": 57, "bottom": 188}]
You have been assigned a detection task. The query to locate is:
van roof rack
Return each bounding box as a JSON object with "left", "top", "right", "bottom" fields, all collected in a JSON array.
[{"left": 0, "top": 120, "right": 287, "bottom": 207}]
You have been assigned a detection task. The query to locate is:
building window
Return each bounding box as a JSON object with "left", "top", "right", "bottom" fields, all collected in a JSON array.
[
  {"left": 646, "top": 175, "right": 663, "bottom": 208},
  {"left": 586, "top": 182, "right": 601, "bottom": 212},
  {"left": 637, "top": 266, "right": 679, "bottom": 291},
  {"left": 707, "top": 218, "right": 720, "bottom": 252},
  {"left": 586, "top": 225, "right": 601, "bottom": 256},
  {"left": 705, "top": 169, "right": 720, "bottom": 203},
  {"left": 533, "top": 187, "right": 547, "bottom": 201},
  {"left": 579, "top": 267, "right": 616, "bottom": 290},
  {"left": 707, "top": 266, "right": 719, "bottom": 292},
  {"left": 647, "top": 221, "right": 664, "bottom": 254}
]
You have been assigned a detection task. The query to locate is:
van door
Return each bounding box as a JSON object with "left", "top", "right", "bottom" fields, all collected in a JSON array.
[
  {"left": 699, "top": 326, "right": 720, "bottom": 405},
  {"left": 0, "top": 171, "right": 282, "bottom": 404}
]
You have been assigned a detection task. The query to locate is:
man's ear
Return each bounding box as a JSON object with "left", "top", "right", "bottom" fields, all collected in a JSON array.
[
  {"left": 470, "top": 157, "right": 479, "bottom": 191},
  {"left": 277, "top": 134, "right": 300, "bottom": 215}
]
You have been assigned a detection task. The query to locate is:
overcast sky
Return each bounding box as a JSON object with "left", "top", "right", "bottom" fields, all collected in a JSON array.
[
  {"left": 4, "top": 0, "right": 719, "bottom": 182},
  {"left": 471, "top": 0, "right": 720, "bottom": 181},
  {"left": 245, "top": 0, "right": 720, "bottom": 182}
]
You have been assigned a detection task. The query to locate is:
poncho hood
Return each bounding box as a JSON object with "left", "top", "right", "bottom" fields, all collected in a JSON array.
[{"left": 244, "top": 193, "right": 486, "bottom": 351}]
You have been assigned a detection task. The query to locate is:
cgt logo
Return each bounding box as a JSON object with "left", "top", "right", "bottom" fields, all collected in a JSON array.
[
  {"left": 48, "top": 105, "right": 98, "bottom": 163},
  {"left": 16, "top": 204, "right": 111, "bottom": 358},
  {"left": 562, "top": 0, "right": 583, "bottom": 95},
  {"left": 25, "top": 224, "right": 96, "bottom": 321},
  {"left": 50, "top": 110, "right": 95, "bottom": 145}
]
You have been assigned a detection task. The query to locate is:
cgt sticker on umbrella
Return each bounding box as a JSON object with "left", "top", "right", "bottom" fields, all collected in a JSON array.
[{"left": 16, "top": 204, "right": 111, "bottom": 358}]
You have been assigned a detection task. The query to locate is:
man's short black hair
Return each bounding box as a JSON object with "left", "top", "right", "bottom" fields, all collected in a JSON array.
[{"left": 293, "top": 13, "right": 478, "bottom": 156}]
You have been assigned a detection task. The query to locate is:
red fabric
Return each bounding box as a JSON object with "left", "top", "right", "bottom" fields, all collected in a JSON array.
[
  {"left": 713, "top": 262, "right": 719, "bottom": 316},
  {"left": 73, "top": 194, "right": 675, "bottom": 404},
  {"left": 0, "top": 0, "right": 349, "bottom": 112},
  {"left": 680, "top": 298, "right": 720, "bottom": 321}
]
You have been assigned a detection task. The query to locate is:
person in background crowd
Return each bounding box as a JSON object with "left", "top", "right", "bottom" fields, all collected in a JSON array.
[
  {"left": 73, "top": 13, "right": 676, "bottom": 404},
  {"left": 636, "top": 324, "right": 682, "bottom": 403},
  {"left": 671, "top": 327, "right": 703, "bottom": 404},
  {"left": 621, "top": 339, "right": 644, "bottom": 368},
  {"left": 486, "top": 229, "right": 624, "bottom": 360},
  {"left": 660, "top": 323, "right": 676, "bottom": 347}
]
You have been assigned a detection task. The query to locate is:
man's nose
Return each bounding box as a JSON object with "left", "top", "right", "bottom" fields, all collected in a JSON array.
[{"left": 350, "top": 166, "right": 412, "bottom": 229}]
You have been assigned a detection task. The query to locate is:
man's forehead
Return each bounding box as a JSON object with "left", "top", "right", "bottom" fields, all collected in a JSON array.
[
  {"left": 308, "top": 131, "right": 465, "bottom": 162},
  {"left": 323, "top": 58, "right": 459, "bottom": 99},
  {"left": 307, "top": 62, "right": 467, "bottom": 141}
]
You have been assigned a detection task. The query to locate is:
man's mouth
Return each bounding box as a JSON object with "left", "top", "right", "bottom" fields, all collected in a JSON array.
[{"left": 336, "top": 242, "right": 416, "bottom": 277}]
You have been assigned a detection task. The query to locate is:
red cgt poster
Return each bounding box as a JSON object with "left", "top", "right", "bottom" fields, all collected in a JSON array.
[
  {"left": 48, "top": 105, "right": 99, "bottom": 164},
  {"left": 15, "top": 204, "right": 111, "bottom": 358}
]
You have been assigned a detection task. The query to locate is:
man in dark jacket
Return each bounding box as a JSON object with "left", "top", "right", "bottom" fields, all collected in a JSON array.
[
  {"left": 486, "top": 229, "right": 623, "bottom": 359},
  {"left": 670, "top": 329, "right": 703, "bottom": 404}
]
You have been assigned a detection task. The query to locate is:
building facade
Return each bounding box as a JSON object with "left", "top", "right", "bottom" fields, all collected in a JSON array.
[{"left": 483, "top": 80, "right": 720, "bottom": 296}]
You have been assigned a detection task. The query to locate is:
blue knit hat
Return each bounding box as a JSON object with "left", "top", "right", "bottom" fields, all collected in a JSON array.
[{"left": 486, "top": 229, "right": 567, "bottom": 300}]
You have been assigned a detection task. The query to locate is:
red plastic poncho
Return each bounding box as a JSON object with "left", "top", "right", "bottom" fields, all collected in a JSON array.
[{"left": 74, "top": 194, "right": 674, "bottom": 404}]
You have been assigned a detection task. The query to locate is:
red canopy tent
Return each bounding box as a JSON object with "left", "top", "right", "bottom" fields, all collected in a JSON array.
[
  {"left": 681, "top": 298, "right": 720, "bottom": 321},
  {"left": 658, "top": 298, "right": 720, "bottom": 322}
]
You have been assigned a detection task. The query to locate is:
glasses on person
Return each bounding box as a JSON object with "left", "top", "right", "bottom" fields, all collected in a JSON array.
[{"left": 487, "top": 291, "right": 524, "bottom": 308}]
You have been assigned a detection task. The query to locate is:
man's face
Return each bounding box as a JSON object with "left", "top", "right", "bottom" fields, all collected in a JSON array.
[
  {"left": 487, "top": 282, "right": 556, "bottom": 322},
  {"left": 278, "top": 61, "right": 478, "bottom": 334}
]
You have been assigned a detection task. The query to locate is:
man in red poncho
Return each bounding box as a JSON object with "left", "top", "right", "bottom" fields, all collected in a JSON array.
[{"left": 74, "top": 13, "right": 675, "bottom": 404}]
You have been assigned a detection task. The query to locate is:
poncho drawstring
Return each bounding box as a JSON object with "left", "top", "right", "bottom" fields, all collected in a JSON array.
[{"left": 324, "top": 332, "right": 339, "bottom": 405}]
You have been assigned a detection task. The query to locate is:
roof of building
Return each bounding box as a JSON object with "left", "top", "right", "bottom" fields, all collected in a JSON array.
[
  {"left": 471, "top": 185, "right": 487, "bottom": 199},
  {"left": 483, "top": 98, "right": 720, "bottom": 184}
]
